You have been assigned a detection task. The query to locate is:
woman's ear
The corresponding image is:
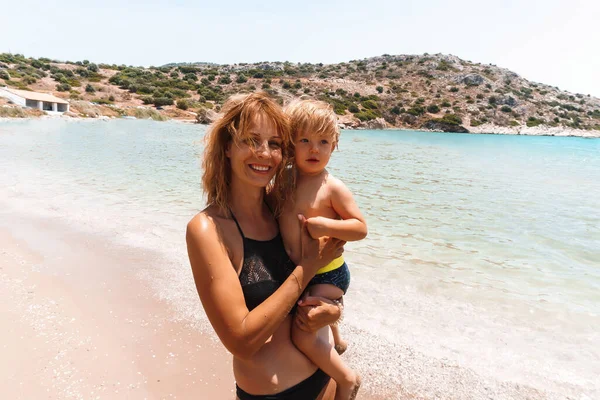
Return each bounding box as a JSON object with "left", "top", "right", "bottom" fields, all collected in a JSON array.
[{"left": 225, "top": 140, "right": 232, "bottom": 158}]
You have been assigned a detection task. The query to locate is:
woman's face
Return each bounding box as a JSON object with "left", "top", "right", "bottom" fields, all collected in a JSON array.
[{"left": 226, "top": 113, "right": 283, "bottom": 189}]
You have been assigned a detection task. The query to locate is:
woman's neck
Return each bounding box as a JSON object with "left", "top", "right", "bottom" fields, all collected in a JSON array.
[{"left": 229, "top": 179, "right": 265, "bottom": 219}]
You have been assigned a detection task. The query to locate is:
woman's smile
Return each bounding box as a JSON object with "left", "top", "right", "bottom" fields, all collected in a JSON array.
[{"left": 249, "top": 163, "right": 272, "bottom": 173}]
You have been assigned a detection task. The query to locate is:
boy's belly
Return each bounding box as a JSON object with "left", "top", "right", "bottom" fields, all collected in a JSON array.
[{"left": 316, "top": 255, "right": 345, "bottom": 274}]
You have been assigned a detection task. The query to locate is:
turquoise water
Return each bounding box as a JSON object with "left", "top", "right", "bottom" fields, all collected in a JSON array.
[{"left": 1, "top": 119, "right": 598, "bottom": 398}]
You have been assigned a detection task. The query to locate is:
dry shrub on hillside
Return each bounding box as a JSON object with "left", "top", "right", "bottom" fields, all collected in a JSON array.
[
  {"left": 164, "top": 107, "right": 194, "bottom": 120},
  {"left": 129, "top": 107, "right": 169, "bottom": 121},
  {"left": 69, "top": 100, "right": 102, "bottom": 117},
  {"left": 70, "top": 101, "right": 125, "bottom": 118},
  {"left": 0, "top": 106, "right": 27, "bottom": 118},
  {"left": 97, "top": 105, "right": 124, "bottom": 118},
  {"left": 0, "top": 106, "right": 45, "bottom": 118}
]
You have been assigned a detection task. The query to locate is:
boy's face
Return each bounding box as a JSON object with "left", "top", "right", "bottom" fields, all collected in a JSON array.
[{"left": 294, "top": 130, "right": 335, "bottom": 175}]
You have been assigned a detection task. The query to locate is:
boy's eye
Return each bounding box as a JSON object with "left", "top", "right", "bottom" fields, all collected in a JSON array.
[
  {"left": 320, "top": 139, "right": 329, "bottom": 145},
  {"left": 299, "top": 138, "right": 309, "bottom": 143}
]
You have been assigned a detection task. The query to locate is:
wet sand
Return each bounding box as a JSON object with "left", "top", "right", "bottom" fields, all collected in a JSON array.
[
  {"left": 1, "top": 213, "right": 571, "bottom": 400},
  {"left": 0, "top": 216, "right": 233, "bottom": 399},
  {"left": 1, "top": 213, "right": 391, "bottom": 399}
]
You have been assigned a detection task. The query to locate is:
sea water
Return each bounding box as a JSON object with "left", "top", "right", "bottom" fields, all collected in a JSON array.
[{"left": 1, "top": 119, "right": 598, "bottom": 399}]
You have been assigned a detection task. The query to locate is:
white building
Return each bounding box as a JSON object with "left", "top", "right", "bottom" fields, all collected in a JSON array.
[{"left": 0, "top": 87, "right": 69, "bottom": 114}]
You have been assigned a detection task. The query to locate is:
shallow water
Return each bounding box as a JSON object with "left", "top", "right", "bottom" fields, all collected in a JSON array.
[{"left": 1, "top": 119, "right": 598, "bottom": 398}]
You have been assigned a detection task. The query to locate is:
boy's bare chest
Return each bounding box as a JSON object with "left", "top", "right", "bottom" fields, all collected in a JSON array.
[{"left": 289, "top": 181, "right": 337, "bottom": 219}]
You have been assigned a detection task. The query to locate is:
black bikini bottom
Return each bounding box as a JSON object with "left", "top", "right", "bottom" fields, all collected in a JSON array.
[{"left": 236, "top": 369, "right": 330, "bottom": 400}]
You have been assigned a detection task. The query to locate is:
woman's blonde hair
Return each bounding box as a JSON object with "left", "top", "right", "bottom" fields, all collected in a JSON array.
[
  {"left": 285, "top": 99, "right": 340, "bottom": 147},
  {"left": 202, "top": 92, "right": 292, "bottom": 216}
]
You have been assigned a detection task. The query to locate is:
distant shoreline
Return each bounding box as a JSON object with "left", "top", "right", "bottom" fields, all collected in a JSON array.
[
  {"left": 2, "top": 53, "right": 600, "bottom": 138},
  {"left": 2, "top": 114, "right": 599, "bottom": 138}
]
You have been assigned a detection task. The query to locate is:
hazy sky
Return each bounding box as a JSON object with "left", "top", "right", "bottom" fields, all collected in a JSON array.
[{"left": 2, "top": 0, "right": 599, "bottom": 96}]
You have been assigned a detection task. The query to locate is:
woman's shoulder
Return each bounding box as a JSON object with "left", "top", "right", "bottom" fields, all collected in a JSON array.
[{"left": 187, "top": 206, "right": 229, "bottom": 243}]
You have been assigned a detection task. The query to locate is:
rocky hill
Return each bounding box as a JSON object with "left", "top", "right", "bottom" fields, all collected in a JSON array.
[{"left": 1, "top": 52, "right": 599, "bottom": 136}]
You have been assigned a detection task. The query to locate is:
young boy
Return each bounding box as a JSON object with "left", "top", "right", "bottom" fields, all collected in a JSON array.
[{"left": 279, "top": 100, "right": 367, "bottom": 400}]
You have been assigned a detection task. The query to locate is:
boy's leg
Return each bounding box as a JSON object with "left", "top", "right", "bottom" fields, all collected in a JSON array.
[
  {"left": 310, "top": 284, "right": 348, "bottom": 354},
  {"left": 293, "top": 283, "right": 359, "bottom": 400},
  {"left": 291, "top": 322, "right": 360, "bottom": 400}
]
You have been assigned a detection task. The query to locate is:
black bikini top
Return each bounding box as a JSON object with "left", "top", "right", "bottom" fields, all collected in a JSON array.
[{"left": 231, "top": 209, "right": 296, "bottom": 311}]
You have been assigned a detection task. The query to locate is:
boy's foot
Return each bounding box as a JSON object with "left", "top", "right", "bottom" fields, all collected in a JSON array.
[
  {"left": 334, "top": 373, "right": 361, "bottom": 400},
  {"left": 334, "top": 339, "right": 348, "bottom": 355}
]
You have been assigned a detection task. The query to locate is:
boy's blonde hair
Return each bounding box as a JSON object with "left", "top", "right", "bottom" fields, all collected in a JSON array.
[
  {"left": 202, "top": 92, "right": 292, "bottom": 216},
  {"left": 285, "top": 99, "right": 340, "bottom": 147}
]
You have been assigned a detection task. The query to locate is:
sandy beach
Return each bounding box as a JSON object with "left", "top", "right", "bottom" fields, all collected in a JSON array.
[
  {"left": 0, "top": 212, "right": 234, "bottom": 400},
  {"left": 0, "top": 208, "right": 554, "bottom": 400},
  {"left": 1, "top": 211, "right": 393, "bottom": 400}
]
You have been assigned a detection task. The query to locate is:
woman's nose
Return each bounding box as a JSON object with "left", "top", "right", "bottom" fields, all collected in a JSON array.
[{"left": 255, "top": 140, "right": 270, "bottom": 157}]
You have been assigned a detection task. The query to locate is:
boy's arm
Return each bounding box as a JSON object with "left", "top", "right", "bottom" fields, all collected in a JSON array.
[{"left": 305, "top": 178, "right": 368, "bottom": 241}]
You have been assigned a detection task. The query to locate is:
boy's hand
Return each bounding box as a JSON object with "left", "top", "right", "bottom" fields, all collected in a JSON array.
[{"left": 305, "top": 216, "right": 330, "bottom": 239}]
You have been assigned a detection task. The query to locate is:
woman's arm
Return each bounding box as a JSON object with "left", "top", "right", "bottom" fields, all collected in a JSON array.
[
  {"left": 305, "top": 178, "right": 368, "bottom": 241},
  {"left": 186, "top": 214, "right": 343, "bottom": 360}
]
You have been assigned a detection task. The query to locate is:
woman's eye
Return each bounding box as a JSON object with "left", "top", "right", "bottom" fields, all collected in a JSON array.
[{"left": 269, "top": 141, "right": 281, "bottom": 148}]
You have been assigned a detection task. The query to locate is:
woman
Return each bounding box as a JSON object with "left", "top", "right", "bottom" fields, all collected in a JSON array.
[{"left": 186, "top": 93, "right": 345, "bottom": 399}]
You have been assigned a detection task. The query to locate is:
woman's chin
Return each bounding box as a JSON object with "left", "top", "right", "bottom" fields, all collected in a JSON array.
[{"left": 246, "top": 176, "right": 275, "bottom": 188}]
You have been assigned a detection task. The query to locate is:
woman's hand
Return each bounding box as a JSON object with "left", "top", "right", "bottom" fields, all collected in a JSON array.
[
  {"left": 294, "top": 296, "right": 342, "bottom": 332},
  {"left": 304, "top": 216, "right": 330, "bottom": 239},
  {"left": 298, "top": 214, "right": 345, "bottom": 276}
]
